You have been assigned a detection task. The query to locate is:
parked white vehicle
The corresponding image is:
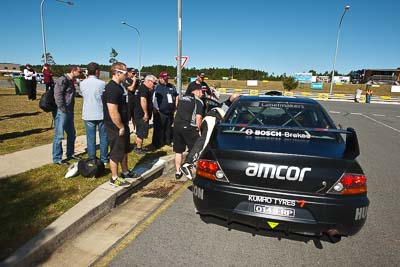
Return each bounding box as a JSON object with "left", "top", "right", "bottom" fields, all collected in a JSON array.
[{"left": 36, "top": 73, "right": 44, "bottom": 83}]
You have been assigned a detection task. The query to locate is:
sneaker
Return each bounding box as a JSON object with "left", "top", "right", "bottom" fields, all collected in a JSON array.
[
  {"left": 180, "top": 163, "right": 194, "bottom": 180},
  {"left": 54, "top": 160, "right": 68, "bottom": 166},
  {"left": 109, "top": 177, "right": 131, "bottom": 187},
  {"left": 175, "top": 171, "right": 183, "bottom": 180},
  {"left": 121, "top": 171, "right": 140, "bottom": 179},
  {"left": 67, "top": 154, "right": 81, "bottom": 160},
  {"left": 133, "top": 147, "right": 145, "bottom": 155}
]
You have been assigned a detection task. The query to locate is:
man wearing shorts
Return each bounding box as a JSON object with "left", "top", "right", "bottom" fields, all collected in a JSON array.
[
  {"left": 102, "top": 62, "right": 133, "bottom": 187},
  {"left": 133, "top": 74, "right": 157, "bottom": 154},
  {"left": 173, "top": 87, "right": 203, "bottom": 179}
]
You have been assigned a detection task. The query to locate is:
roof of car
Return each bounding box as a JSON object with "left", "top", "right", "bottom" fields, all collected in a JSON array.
[{"left": 238, "top": 95, "right": 319, "bottom": 105}]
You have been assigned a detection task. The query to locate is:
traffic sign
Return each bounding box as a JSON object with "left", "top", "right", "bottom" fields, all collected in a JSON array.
[{"left": 175, "top": 56, "right": 188, "bottom": 69}]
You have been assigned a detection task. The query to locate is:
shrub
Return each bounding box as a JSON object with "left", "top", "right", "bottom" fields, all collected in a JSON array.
[{"left": 282, "top": 76, "right": 298, "bottom": 91}]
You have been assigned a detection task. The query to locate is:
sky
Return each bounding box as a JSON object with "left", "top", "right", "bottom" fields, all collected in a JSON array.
[{"left": 1, "top": 0, "right": 399, "bottom": 75}]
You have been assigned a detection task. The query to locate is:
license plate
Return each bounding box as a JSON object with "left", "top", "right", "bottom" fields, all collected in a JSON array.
[{"left": 254, "top": 204, "right": 295, "bottom": 218}]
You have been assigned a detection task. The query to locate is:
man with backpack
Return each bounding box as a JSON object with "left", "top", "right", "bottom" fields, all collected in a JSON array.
[{"left": 52, "top": 65, "right": 81, "bottom": 165}]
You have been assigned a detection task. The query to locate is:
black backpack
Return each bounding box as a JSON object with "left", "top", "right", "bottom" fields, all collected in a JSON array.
[
  {"left": 78, "top": 158, "right": 105, "bottom": 178},
  {"left": 39, "top": 75, "right": 68, "bottom": 112},
  {"left": 39, "top": 88, "right": 56, "bottom": 112}
]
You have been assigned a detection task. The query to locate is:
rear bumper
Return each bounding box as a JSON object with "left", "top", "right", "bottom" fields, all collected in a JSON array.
[{"left": 193, "top": 178, "right": 369, "bottom": 237}]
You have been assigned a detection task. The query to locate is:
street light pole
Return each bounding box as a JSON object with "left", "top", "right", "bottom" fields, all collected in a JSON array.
[
  {"left": 40, "top": 0, "right": 73, "bottom": 64},
  {"left": 40, "top": 0, "right": 47, "bottom": 64},
  {"left": 177, "top": 0, "right": 182, "bottom": 94},
  {"left": 121, "top": 21, "right": 142, "bottom": 79},
  {"left": 329, "top": 5, "right": 350, "bottom": 95}
]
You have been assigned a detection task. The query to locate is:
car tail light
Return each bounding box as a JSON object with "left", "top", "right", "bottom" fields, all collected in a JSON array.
[
  {"left": 327, "top": 173, "right": 367, "bottom": 195},
  {"left": 196, "top": 160, "right": 228, "bottom": 182}
]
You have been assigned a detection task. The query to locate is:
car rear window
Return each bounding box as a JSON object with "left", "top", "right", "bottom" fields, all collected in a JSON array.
[{"left": 223, "top": 101, "right": 338, "bottom": 140}]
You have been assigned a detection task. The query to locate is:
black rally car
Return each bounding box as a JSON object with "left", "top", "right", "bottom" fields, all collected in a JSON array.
[{"left": 193, "top": 95, "right": 369, "bottom": 242}]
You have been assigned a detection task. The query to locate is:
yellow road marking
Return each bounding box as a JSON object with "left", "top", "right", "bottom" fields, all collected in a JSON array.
[{"left": 95, "top": 180, "right": 191, "bottom": 267}]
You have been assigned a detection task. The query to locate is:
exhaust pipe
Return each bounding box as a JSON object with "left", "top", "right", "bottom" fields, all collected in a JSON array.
[{"left": 326, "top": 229, "right": 342, "bottom": 243}]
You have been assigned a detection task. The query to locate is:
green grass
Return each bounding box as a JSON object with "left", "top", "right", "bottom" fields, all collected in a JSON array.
[
  {"left": 0, "top": 147, "right": 170, "bottom": 261},
  {"left": 0, "top": 87, "right": 171, "bottom": 261},
  {"left": 0, "top": 88, "right": 86, "bottom": 155}
]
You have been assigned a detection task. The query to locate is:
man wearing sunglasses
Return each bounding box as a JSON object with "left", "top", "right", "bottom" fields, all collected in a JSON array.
[
  {"left": 102, "top": 62, "right": 133, "bottom": 187},
  {"left": 133, "top": 74, "right": 158, "bottom": 154}
]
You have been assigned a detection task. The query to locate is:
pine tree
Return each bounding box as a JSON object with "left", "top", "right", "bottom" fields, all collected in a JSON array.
[{"left": 41, "top": 52, "right": 56, "bottom": 65}]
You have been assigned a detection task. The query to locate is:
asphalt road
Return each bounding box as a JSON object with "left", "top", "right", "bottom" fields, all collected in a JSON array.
[{"left": 108, "top": 100, "right": 400, "bottom": 267}]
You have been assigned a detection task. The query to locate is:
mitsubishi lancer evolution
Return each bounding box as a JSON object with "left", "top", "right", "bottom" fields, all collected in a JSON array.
[{"left": 192, "top": 95, "right": 369, "bottom": 242}]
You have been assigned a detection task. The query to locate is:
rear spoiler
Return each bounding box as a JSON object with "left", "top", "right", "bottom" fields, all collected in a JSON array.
[{"left": 217, "top": 123, "right": 360, "bottom": 159}]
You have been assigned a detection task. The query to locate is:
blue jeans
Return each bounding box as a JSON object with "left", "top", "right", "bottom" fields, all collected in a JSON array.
[
  {"left": 84, "top": 120, "right": 109, "bottom": 163},
  {"left": 52, "top": 109, "right": 76, "bottom": 163}
]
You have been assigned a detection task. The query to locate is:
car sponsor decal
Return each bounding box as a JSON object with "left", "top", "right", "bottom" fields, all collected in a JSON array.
[
  {"left": 258, "top": 102, "right": 305, "bottom": 109},
  {"left": 267, "top": 221, "right": 279, "bottom": 229},
  {"left": 254, "top": 204, "right": 295, "bottom": 218},
  {"left": 355, "top": 206, "right": 368, "bottom": 220},
  {"left": 193, "top": 185, "right": 204, "bottom": 200},
  {"left": 248, "top": 195, "right": 296, "bottom": 207},
  {"left": 296, "top": 200, "right": 306, "bottom": 208},
  {"left": 245, "top": 162, "right": 311, "bottom": 181},
  {"left": 244, "top": 129, "right": 311, "bottom": 139}
]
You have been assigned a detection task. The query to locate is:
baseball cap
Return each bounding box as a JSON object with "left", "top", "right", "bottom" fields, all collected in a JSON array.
[
  {"left": 159, "top": 71, "right": 169, "bottom": 79},
  {"left": 127, "top": 68, "right": 135, "bottom": 72},
  {"left": 198, "top": 72, "right": 206, "bottom": 78}
]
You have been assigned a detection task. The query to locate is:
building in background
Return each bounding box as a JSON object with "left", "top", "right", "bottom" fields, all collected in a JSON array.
[
  {"left": 0, "top": 63, "right": 21, "bottom": 76},
  {"left": 362, "top": 69, "right": 400, "bottom": 85}
]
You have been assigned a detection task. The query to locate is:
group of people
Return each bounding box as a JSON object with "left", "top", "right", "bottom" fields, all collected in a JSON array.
[
  {"left": 23, "top": 63, "right": 55, "bottom": 101},
  {"left": 354, "top": 87, "right": 373, "bottom": 103},
  {"left": 48, "top": 61, "right": 236, "bottom": 186}
]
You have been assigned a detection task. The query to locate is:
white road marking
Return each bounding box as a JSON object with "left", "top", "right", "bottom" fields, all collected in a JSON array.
[
  {"left": 361, "top": 114, "right": 400, "bottom": 134},
  {"left": 350, "top": 113, "right": 362, "bottom": 115},
  {"left": 372, "top": 114, "right": 385, "bottom": 117},
  {"left": 329, "top": 111, "right": 341, "bottom": 114}
]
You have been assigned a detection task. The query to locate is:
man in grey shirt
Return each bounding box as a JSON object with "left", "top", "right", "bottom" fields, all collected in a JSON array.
[
  {"left": 80, "top": 62, "right": 109, "bottom": 164},
  {"left": 52, "top": 65, "right": 81, "bottom": 164}
]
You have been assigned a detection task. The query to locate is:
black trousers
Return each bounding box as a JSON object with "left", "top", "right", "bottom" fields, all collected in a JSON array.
[
  {"left": 152, "top": 112, "right": 162, "bottom": 148},
  {"left": 25, "top": 80, "right": 36, "bottom": 100},
  {"left": 45, "top": 82, "right": 54, "bottom": 92},
  {"left": 160, "top": 112, "right": 174, "bottom": 145},
  {"left": 152, "top": 111, "right": 174, "bottom": 149}
]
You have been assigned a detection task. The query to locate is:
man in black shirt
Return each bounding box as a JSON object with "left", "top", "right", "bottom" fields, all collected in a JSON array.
[
  {"left": 133, "top": 74, "right": 157, "bottom": 154},
  {"left": 173, "top": 87, "right": 203, "bottom": 179},
  {"left": 103, "top": 62, "right": 132, "bottom": 187},
  {"left": 123, "top": 68, "right": 139, "bottom": 129},
  {"left": 179, "top": 93, "right": 241, "bottom": 180},
  {"left": 185, "top": 72, "right": 211, "bottom": 97},
  {"left": 152, "top": 71, "right": 178, "bottom": 149}
]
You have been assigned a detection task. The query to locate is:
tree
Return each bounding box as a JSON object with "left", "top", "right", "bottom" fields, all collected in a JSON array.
[
  {"left": 109, "top": 48, "right": 118, "bottom": 64},
  {"left": 282, "top": 76, "right": 298, "bottom": 91},
  {"left": 41, "top": 52, "right": 56, "bottom": 65},
  {"left": 308, "top": 69, "right": 317, "bottom": 76}
]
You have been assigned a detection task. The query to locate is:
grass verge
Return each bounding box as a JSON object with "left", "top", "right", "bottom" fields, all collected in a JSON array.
[
  {"left": 0, "top": 135, "right": 171, "bottom": 261},
  {"left": 0, "top": 88, "right": 86, "bottom": 155},
  {"left": 0, "top": 87, "right": 172, "bottom": 260}
]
